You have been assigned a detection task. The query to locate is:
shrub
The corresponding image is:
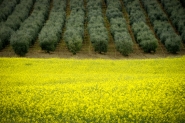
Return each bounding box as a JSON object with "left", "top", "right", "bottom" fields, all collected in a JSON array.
[
  {"left": 64, "top": 30, "right": 83, "bottom": 54},
  {"left": 160, "top": 0, "right": 185, "bottom": 41},
  {"left": 106, "top": 0, "right": 133, "bottom": 55},
  {"left": 165, "top": 35, "right": 181, "bottom": 53},
  {"left": 39, "top": 30, "right": 59, "bottom": 53},
  {"left": 0, "top": 25, "right": 13, "bottom": 50},
  {"left": 140, "top": 0, "right": 168, "bottom": 24},
  {"left": 114, "top": 32, "right": 133, "bottom": 56},
  {"left": 0, "top": 0, "right": 19, "bottom": 22},
  {"left": 140, "top": 39, "right": 158, "bottom": 53},
  {"left": 0, "top": 39, "right": 2, "bottom": 50},
  {"left": 5, "top": 16, "right": 22, "bottom": 30},
  {"left": 106, "top": 8, "right": 123, "bottom": 20},
  {"left": 182, "top": 30, "right": 185, "bottom": 43},
  {"left": 10, "top": 32, "right": 30, "bottom": 56},
  {"left": 87, "top": 0, "right": 108, "bottom": 54},
  {"left": 125, "top": 0, "right": 146, "bottom": 24},
  {"left": 39, "top": 0, "right": 66, "bottom": 53},
  {"left": 106, "top": 0, "right": 122, "bottom": 10},
  {"left": 63, "top": 0, "right": 84, "bottom": 54},
  {"left": 153, "top": 21, "right": 181, "bottom": 53},
  {"left": 10, "top": 0, "right": 50, "bottom": 56},
  {"left": 67, "top": 37, "right": 83, "bottom": 55},
  {"left": 132, "top": 22, "right": 158, "bottom": 52},
  {"left": 92, "top": 35, "right": 108, "bottom": 53}
]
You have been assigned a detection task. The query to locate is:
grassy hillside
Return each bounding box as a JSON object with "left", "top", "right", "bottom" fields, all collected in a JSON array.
[{"left": 0, "top": 57, "right": 185, "bottom": 122}]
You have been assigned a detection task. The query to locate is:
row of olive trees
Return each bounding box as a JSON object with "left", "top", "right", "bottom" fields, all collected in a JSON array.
[
  {"left": 10, "top": 0, "right": 50, "bottom": 56},
  {"left": 159, "top": 0, "right": 185, "bottom": 43},
  {"left": 64, "top": 0, "right": 84, "bottom": 54},
  {"left": 123, "top": 0, "right": 158, "bottom": 53},
  {"left": 87, "top": 0, "right": 108, "bottom": 53},
  {"left": 0, "top": 0, "right": 35, "bottom": 50},
  {"left": 39, "top": 0, "right": 66, "bottom": 53},
  {"left": 106, "top": 0, "right": 133, "bottom": 56},
  {"left": 140, "top": 0, "right": 181, "bottom": 53},
  {"left": 0, "top": 0, "right": 19, "bottom": 22}
]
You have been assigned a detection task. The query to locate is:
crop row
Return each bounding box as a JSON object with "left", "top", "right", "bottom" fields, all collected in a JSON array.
[
  {"left": 0, "top": 0, "right": 35, "bottom": 50},
  {"left": 39, "top": 0, "right": 66, "bottom": 53},
  {"left": 123, "top": 0, "right": 158, "bottom": 53},
  {"left": 159, "top": 0, "right": 185, "bottom": 43},
  {"left": 106, "top": 0, "right": 133, "bottom": 55},
  {"left": 0, "top": 0, "right": 19, "bottom": 22},
  {"left": 87, "top": 0, "right": 108, "bottom": 53},
  {"left": 64, "top": 0, "right": 84, "bottom": 54},
  {"left": 140, "top": 0, "right": 181, "bottom": 53},
  {"left": 10, "top": 0, "right": 50, "bottom": 56}
]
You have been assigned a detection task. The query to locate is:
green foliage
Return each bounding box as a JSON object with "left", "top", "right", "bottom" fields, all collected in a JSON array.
[
  {"left": 182, "top": 30, "right": 185, "bottom": 43},
  {"left": 64, "top": 0, "right": 84, "bottom": 54},
  {"left": 165, "top": 35, "right": 181, "bottom": 53},
  {"left": 10, "top": 0, "right": 50, "bottom": 56},
  {"left": 0, "top": 0, "right": 19, "bottom": 22},
  {"left": 125, "top": 0, "right": 146, "bottom": 25},
  {"left": 91, "top": 35, "right": 108, "bottom": 53},
  {"left": 105, "top": 0, "right": 121, "bottom": 10},
  {"left": 39, "top": 30, "right": 59, "bottom": 53},
  {"left": 5, "top": 16, "right": 22, "bottom": 30},
  {"left": 39, "top": 0, "right": 66, "bottom": 53},
  {"left": 3, "top": 0, "right": 34, "bottom": 30},
  {"left": 10, "top": 31, "right": 30, "bottom": 56},
  {"left": 106, "top": 0, "right": 133, "bottom": 55},
  {"left": 0, "top": 39, "right": 2, "bottom": 50},
  {"left": 87, "top": 0, "right": 108, "bottom": 53},
  {"left": 67, "top": 36, "right": 83, "bottom": 55},
  {"left": 70, "top": 0, "right": 84, "bottom": 10},
  {"left": 106, "top": 8, "right": 123, "bottom": 21},
  {"left": 160, "top": 0, "right": 185, "bottom": 38},
  {"left": 114, "top": 32, "right": 133, "bottom": 56},
  {"left": 64, "top": 30, "right": 83, "bottom": 54},
  {"left": 153, "top": 21, "right": 181, "bottom": 53},
  {"left": 140, "top": 40, "right": 158, "bottom": 53},
  {"left": 87, "top": 0, "right": 101, "bottom": 9},
  {"left": 140, "top": 0, "right": 168, "bottom": 23},
  {"left": 132, "top": 22, "right": 158, "bottom": 52},
  {"left": 0, "top": 25, "right": 13, "bottom": 50}
]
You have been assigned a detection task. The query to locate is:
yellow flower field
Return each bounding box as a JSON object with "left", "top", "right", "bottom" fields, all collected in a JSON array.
[{"left": 0, "top": 57, "right": 185, "bottom": 122}]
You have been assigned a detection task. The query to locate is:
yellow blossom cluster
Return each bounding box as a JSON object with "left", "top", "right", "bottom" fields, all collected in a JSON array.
[{"left": 0, "top": 57, "right": 185, "bottom": 122}]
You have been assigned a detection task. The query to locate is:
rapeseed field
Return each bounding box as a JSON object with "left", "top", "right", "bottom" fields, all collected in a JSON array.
[{"left": 0, "top": 57, "right": 185, "bottom": 122}]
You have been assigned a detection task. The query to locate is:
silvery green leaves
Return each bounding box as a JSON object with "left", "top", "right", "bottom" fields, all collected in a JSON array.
[
  {"left": 87, "top": 0, "right": 108, "bottom": 54},
  {"left": 159, "top": 0, "right": 185, "bottom": 43},
  {"left": 39, "top": 0, "right": 66, "bottom": 53},
  {"left": 106, "top": 0, "right": 133, "bottom": 56},
  {"left": 132, "top": 22, "right": 158, "bottom": 53},
  {"left": 64, "top": 0, "right": 84, "bottom": 54},
  {"left": 10, "top": 0, "right": 50, "bottom": 56},
  {"left": 153, "top": 21, "right": 181, "bottom": 53}
]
